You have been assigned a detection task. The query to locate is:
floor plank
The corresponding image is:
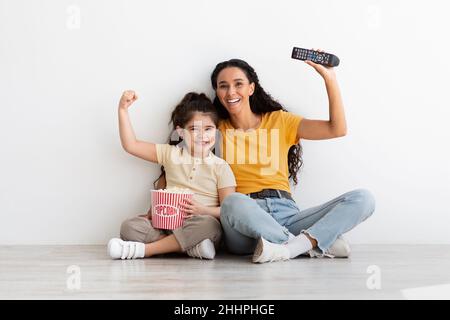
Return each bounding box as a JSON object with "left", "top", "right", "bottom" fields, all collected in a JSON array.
[{"left": 1, "top": 245, "right": 449, "bottom": 299}]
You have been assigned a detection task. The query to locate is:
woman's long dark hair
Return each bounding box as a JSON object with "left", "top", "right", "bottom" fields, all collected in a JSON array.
[
  {"left": 153, "top": 92, "right": 218, "bottom": 188},
  {"left": 210, "top": 59, "right": 303, "bottom": 185}
]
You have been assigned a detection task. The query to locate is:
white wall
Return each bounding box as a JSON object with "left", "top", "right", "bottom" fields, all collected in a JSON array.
[{"left": 1, "top": 0, "right": 449, "bottom": 245}]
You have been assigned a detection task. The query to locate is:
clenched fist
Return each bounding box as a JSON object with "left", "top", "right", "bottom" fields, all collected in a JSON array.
[{"left": 119, "top": 90, "right": 138, "bottom": 110}]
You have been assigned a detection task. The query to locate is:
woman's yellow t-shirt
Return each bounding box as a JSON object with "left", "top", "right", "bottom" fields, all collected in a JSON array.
[{"left": 218, "top": 110, "right": 303, "bottom": 194}]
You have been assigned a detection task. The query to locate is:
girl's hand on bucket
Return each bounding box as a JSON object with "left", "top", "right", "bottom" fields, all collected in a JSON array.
[{"left": 181, "top": 198, "right": 206, "bottom": 218}]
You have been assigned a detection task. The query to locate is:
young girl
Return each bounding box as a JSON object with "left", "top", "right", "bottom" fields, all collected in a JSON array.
[{"left": 108, "top": 91, "right": 236, "bottom": 260}]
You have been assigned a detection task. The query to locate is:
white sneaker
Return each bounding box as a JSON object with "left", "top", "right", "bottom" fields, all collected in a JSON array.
[
  {"left": 186, "top": 239, "right": 216, "bottom": 260},
  {"left": 308, "top": 236, "right": 351, "bottom": 258},
  {"left": 252, "top": 237, "right": 290, "bottom": 263},
  {"left": 328, "top": 236, "right": 351, "bottom": 257},
  {"left": 107, "top": 238, "right": 145, "bottom": 260}
]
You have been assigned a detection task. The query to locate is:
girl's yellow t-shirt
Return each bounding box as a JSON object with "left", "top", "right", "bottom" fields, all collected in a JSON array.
[{"left": 218, "top": 110, "right": 303, "bottom": 194}]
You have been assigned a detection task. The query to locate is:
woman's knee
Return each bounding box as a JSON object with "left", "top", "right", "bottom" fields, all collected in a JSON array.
[{"left": 349, "top": 188, "right": 376, "bottom": 220}]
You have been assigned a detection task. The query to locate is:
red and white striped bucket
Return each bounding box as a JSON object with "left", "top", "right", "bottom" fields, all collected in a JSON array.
[{"left": 150, "top": 190, "right": 193, "bottom": 230}]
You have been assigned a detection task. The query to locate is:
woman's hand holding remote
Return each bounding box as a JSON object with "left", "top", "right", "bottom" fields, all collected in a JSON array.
[{"left": 305, "top": 48, "right": 336, "bottom": 82}]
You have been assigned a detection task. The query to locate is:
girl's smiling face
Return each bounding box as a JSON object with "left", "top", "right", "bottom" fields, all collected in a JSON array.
[
  {"left": 177, "top": 112, "right": 217, "bottom": 158},
  {"left": 215, "top": 67, "right": 255, "bottom": 116}
]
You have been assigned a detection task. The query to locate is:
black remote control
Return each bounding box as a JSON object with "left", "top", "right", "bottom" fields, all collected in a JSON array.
[{"left": 291, "top": 47, "right": 340, "bottom": 67}]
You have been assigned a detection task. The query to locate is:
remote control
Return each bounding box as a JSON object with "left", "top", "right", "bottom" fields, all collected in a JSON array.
[{"left": 291, "top": 47, "right": 340, "bottom": 67}]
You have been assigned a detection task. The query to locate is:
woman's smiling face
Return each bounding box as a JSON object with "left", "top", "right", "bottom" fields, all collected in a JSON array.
[{"left": 215, "top": 67, "right": 255, "bottom": 116}]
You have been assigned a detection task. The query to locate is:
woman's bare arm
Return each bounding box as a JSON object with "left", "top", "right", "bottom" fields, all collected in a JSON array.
[{"left": 296, "top": 49, "right": 347, "bottom": 141}]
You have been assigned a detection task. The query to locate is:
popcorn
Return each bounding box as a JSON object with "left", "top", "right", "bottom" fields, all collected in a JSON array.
[
  {"left": 150, "top": 188, "right": 193, "bottom": 230},
  {"left": 157, "top": 187, "right": 193, "bottom": 194}
]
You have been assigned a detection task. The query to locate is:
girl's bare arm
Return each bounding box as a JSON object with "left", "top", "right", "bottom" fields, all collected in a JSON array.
[{"left": 118, "top": 90, "right": 158, "bottom": 163}]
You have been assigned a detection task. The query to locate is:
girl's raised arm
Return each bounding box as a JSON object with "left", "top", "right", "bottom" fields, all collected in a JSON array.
[{"left": 118, "top": 90, "right": 158, "bottom": 163}]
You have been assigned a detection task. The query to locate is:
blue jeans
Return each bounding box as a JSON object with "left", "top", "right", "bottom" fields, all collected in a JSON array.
[{"left": 220, "top": 189, "right": 376, "bottom": 255}]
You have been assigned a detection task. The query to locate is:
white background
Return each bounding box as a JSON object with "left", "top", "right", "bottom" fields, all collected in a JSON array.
[{"left": 1, "top": 0, "right": 449, "bottom": 244}]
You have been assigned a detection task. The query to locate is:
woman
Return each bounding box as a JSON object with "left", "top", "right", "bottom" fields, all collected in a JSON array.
[{"left": 211, "top": 50, "right": 375, "bottom": 263}]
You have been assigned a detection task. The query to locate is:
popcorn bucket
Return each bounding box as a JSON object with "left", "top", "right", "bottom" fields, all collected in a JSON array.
[{"left": 150, "top": 189, "right": 193, "bottom": 230}]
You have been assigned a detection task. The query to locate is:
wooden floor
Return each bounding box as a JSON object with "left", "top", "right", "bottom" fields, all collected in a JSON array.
[{"left": 1, "top": 245, "right": 449, "bottom": 300}]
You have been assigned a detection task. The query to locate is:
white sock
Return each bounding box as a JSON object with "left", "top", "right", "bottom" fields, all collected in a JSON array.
[
  {"left": 286, "top": 233, "right": 313, "bottom": 259},
  {"left": 288, "top": 232, "right": 296, "bottom": 241}
]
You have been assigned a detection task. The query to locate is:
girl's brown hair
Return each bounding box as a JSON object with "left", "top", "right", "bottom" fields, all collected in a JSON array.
[{"left": 153, "top": 92, "right": 218, "bottom": 188}]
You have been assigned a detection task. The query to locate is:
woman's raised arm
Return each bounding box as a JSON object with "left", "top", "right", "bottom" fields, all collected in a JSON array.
[{"left": 296, "top": 49, "right": 347, "bottom": 141}]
